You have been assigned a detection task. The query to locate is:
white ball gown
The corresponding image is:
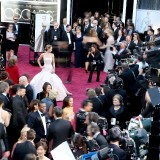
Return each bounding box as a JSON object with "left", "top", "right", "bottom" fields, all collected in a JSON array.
[{"left": 30, "top": 56, "right": 68, "bottom": 101}]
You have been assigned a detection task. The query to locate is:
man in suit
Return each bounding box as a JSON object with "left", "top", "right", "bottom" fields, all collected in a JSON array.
[
  {"left": 19, "top": 76, "right": 34, "bottom": 104},
  {"left": 83, "top": 18, "right": 92, "bottom": 35},
  {"left": 47, "top": 21, "right": 61, "bottom": 67},
  {"left": 13, "top": 16, "right": 21, "bottom": 56},
  {"left": 87, "top": 89, "right": 105, "bottom": 117},
  {"left": 119, "top": 63, "right": 140, "bottom": 117},
  {"left": 28, "top": 101, "right": 49, "bottom": 143},
  {"left": 47, "top": 21, "right": 61, "bottom": 45},
  {"left": 112, "top": 22, "right": 119, "bottom": 40},
  {"left": 126, "top": 35, "right": 136, "bottom": 54},
  {"left": 12, "top": 129, "right": 37, "bottom": 160},
  {"left": 59, "top": 17, "right": 67, "bottom": 37},
  {"left": 112, "top": 41, "right": 129, "bottom": 65},
  {"left": 107, "top": 126, "right": 127, "bottom": 160},
  {"left": 87, "top": 122, "right": 108, "bottom": 149},
  {"left": 10, "top": 84, "right": 28, "bottom": 148},
  {"left": 61, "top": 24, "right": 74, "bottom": 68},
  {"left": 47, "top": 106, "right": 74, "bottom": 149},
  {"left": 92, "top": 20, "right": 102, "bottom": 39},
  {"left": 0, "top": 82, "right": 12, "bottom": 112}
]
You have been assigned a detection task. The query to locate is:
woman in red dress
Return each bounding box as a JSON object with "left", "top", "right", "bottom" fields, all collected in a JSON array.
[{"left": 6, "top": 55, "right": 20, "bottom": 84}]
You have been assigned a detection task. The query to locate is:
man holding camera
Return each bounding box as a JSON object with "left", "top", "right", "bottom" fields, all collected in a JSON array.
[
  {"left": 75, "top": 99, "right": 93, "bottom": 135},
  {"left": 112, "top": 41, "right": 129, "bottom": 68}
]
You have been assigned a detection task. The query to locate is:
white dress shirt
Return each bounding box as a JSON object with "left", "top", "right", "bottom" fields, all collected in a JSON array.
[
  {"left": 38, "top": 110, "right": 47, "bottom": 135},
  {"left": 67, "top": 32, "right": 71, "bottom": 44}
]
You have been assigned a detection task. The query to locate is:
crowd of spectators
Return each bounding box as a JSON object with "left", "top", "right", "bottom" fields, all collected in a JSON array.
[{"left": 0, "top": 10, "right": 160, "bottom": 160}]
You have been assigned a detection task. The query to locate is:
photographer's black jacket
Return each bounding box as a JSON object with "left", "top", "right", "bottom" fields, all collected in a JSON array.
[{"left": 75, "top": 109, "right": 87, "bottom": 134}]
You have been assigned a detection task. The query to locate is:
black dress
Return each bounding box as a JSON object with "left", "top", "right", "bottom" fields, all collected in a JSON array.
[
  {"left": 6, "top": 31, "right": 15, "bottom": 51},
  {"left": 106, "top": 105, "right": 127, "bottom": 130},
  {"left": 74, "top": 34, "right": 85, "bottom": 67}
]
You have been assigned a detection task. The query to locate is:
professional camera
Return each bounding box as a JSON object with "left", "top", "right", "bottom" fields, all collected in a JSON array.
[
  {"left": 120, "top": 130, "right": 136, "bottom": 160},
  {"left": 83, "top": 136, "right": 100, "bottom": 152},
  {"left": 96, "top": 147, "right": 114, "bottom": 160}
]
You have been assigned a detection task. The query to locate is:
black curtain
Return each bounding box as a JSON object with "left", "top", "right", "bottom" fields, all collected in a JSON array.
[{"left": 138, "top": 0, "right": 160, "bottom": 10}]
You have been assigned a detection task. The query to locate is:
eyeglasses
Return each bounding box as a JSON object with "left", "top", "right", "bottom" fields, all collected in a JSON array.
[{"left": 14, "top": 19, "right": 18, "bottom": 20}]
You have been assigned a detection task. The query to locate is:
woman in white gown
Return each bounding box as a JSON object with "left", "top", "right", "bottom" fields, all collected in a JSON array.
[
  {"left": 100, "top": 29, "right": 115, "bottom": 73},
  {"left": 30, "top": 45, "right": 72, "bottom": 101}
]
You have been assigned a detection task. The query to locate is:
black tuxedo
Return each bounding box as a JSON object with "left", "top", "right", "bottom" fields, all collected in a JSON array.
[
  {"left": 0, "top": 123, "right": 9, "bottom": 159},
  {"left": 0, "top": 93, "right": 12, "bottom": 112},
  {"left": 13, "top": 23, "right": 21, "bottom": 55},
  {"left": 83, "top": 24, "right": 92, "bottom": 35},
  {"left": 26, "top": 84, "right": 34, "bottom": 104},
  {"left": 113, "top": 28, "right": 119, "bottom": 40},
  {"left": 126, "top": 40, "right": 136, "bottom": 54},
  {"left": 94, "top": 133, "right": 108, "bottom": 149},
  {"left": 94, "top": 26, "right": 103, "bottom": 39},
  {"left": 27, "top": 111, "right": 49, "bottom": 143},
  {"left": 61, "top": 31, "right": 74, "bottom": 67},
  {"left": 12, "top": 141, "right": 37, "bottom": 160},
  {"left": 109, "top": 144, "right": 127, "bottom": 160},
  {"left": 47, "top": 118, "right": 74, "bottom": 149}
]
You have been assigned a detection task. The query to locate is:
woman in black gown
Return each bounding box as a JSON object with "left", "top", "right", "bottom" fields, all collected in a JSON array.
[{"left": 74, "top": 26, "right": 85, "bottom": 68}]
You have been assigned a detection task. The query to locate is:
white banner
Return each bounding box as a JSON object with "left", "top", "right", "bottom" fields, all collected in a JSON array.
[
  {"left": 50, "top": 141, "right": 76, "bottom": 160},
  {"left": 135, "top": 9, "right": 160, "bottom": 33}
]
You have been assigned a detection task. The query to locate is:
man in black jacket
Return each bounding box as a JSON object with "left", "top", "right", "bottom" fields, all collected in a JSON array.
[
  {"left": 87, "top": 122, "right": 108, "bottom": 149},
  {"left": 107, "top": 126, "right": 127, "bottom": 160},
  {"left": 12, "top": 129, "right": 37, "bottom": 160},
  {"left": 61, "top": 24, "right": 74, "bottom": 68},
  {"left": 28, "top": 101, "right": 49, "bottom": 143},
  {"left": 19, "top": 76, "right": 34, "bottom": 104},
  {"left": 47, "top": 106, "right": 74, "bottom": 149},
  {"left": 0, "top": 82, "right": 12, "bottom": 112},
  {"left": 75, "top": 99, "right": 93, "bottom": 134}
]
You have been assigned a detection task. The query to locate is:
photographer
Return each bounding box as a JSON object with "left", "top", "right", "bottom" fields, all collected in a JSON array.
[
  {"left": 87, "top": 44, "right": 103, "bottom": 83},
  {"left": 85, "top": 112, "right": 108, "bottom": 137},
  {"left": 75, "top": 99, "right": 93, "bottom": 134},
  {"left": 119, "top": 63, "right": 140, "bottom": 117},
  {"left": 107, "top": 76, "right": 127, "bottom": 107},
  {"left": 107, "top": 126, "right": 127, "bottom": 160},
  {"left": 112, "top": 41, "right": 129, "bottom": 68},
  {"left": 87, "top": 122, "right": 108, "bottom": 149},
  {"left": 95, "top": 126, "right": 127, "bottom": 160}
]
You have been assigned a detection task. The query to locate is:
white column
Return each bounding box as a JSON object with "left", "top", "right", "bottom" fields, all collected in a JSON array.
[
  {"left": 122, "top": 0, "right": 127, "bottom": 24},
  {"left": 132, "top": 0, "right": 138, "bottom": 25},
  {"left": 66, "top": 0, "right": 71, "bottom": 24},
  {"left": 57, "top": 0, "right": 61, "bottom": 24}
]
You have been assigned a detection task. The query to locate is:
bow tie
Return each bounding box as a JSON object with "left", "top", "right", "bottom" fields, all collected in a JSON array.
[{"left": 41, "top": 113, "right": 45, "bottom": 117}]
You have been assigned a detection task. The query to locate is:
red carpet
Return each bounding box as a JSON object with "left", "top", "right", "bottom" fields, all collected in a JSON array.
[{"left": 17, "top": 45, "right": 107, "bottom": 113}]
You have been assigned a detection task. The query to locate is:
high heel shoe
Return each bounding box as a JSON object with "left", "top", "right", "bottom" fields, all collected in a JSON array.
[{"left": 85, "top": 70, "right": 88, "bottom": 73}]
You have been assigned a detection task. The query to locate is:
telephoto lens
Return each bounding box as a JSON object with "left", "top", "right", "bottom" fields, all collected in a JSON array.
[{"left": 97, "top": 147, "right": 113, "bottom": 160}]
